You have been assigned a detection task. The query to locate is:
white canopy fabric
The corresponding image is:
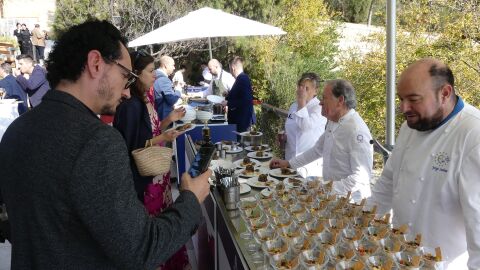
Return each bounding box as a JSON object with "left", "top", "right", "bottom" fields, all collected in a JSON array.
[{"left": 128, "top": 7, "right": 286, "bottom": 58}]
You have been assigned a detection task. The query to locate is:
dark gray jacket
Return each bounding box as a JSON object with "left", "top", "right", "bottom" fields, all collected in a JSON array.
[
  {"left": 16, "top": 65, "right": 50, "bottom": 107},
  {"left": 0, "top": 90, "right": 201, "bottom": 269}
]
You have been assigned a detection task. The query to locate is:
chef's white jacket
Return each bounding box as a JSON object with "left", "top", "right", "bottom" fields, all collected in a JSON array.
[
  {"left": 369, "top": 101, "right": 480, "bottom": 270},
  {"left": 289, "top": 109, "right": 373, "bottom": 202},
  {"left": 285, "top": 97, "right": 327, "bottom": 177},
  {"left": 206, "top": 69, "right": 235, "bottom": 96}
]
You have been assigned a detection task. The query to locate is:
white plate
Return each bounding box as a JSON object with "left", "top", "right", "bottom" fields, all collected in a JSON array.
[
  {"left": 246, "top": 175, "right": 280, "bottom": 188},
  {"left": 236, "top": 166, "right": 269, "bottom": 178},
  {"left": 245, "top": 145, "right": 271, "bottom": 152},
  {"left": 222, "top": 145, "right": 243, "bottom": 154},
  {"left": 282, "top": 177, "right": 306, "bottom": 188},
  {"left": 206, "top": 95, "right": 225, "bottom": 104},
  {"left": 240, "top": 131, "right": 263, "bottom": 137},
  {"left": 269, "top": 168, "right": 300, "bottom": 178},
  {"left": 260, "top": 187, "right": 273, "bottom": 197},
  {"left": 214, "top": 141, "right": 242, "bottom": 153},
  {"left": 172, "top": 123, "right": 196, "bottom": 132},
  {"left": 233, "top": 158, "right": 261, "bottom": 168},
  {"left": 215, "top": 140, "right": 239, "bottom": 146},
  {"left": 0, "top": 99, "right": 16, "bottom": 104},
  {"left": 240, "top": 183, "right": 251, "bottom": 194},
  {"left": 246, "top": 151, "right": 273, "bottom": 160},
  {"left": 238, "top": 178, "right": 248, "bottom": 184},
  {"left": 209, "top": 160, "right": 235, "bottom": 171}
]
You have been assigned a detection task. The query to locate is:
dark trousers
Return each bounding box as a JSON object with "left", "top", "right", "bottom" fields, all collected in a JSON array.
[
  {"left": 20, "top": 42, "right": 33, "bottom": 58},
  {"left": 35, "top": 45, "right": 45, "bottom": 61}
]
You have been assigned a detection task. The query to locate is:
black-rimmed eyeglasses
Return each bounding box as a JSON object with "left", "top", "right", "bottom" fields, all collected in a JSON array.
[{"left": 114, "top": 60, "right": 138, "bottom": 89}]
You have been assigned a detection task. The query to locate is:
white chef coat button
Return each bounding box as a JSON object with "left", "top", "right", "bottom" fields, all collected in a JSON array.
[
  {"left": 394, "top": 189, "right": 398, "bottom": 194},
  {"left": 419, "top": 177, "right": 425, "bottom": 181},
  {"left": 408, "top": 222, "right": 412, "bottom": 227},
  {"left": 411, "top": 199, "right": 416, "bottom": 204}
]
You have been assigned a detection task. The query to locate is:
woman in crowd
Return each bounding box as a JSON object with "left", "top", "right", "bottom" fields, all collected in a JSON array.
[
  {"left": 282, "top": 72, "right": 327, "bottom": 177},
  {"left": 113, "top": 50, "right": 190, "bottom": 270}
]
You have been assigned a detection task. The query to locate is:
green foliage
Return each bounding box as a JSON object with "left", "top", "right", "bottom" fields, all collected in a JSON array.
[
  {"left": 235, "top": 0, "right": 339, "bottom": 109},
  {"left": 0, "top": 36, "right": 18, "bottom": 48},
  {"left": 52, "top": 0, "right": 111, "bottom": 37},
  {"left": 198, "top": 0, "right": 286, "bottom": 23},
  {"left": 255, "top": 107, "right": 285, "bottom": 158},
  {"left": 324, "top": 0, "right": 373, "bottom": 23}
]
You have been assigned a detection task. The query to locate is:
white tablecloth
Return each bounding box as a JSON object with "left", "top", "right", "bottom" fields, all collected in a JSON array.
[
  {"left": 186, "top": 86, "right": 209, "bottom": 98},
  {"left": 0, "top": 103, "right": 19, "bottom": 141}
]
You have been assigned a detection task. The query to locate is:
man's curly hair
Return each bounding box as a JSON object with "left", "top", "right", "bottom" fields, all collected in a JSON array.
[{"left": 46, "top": 20, "right": 128, "bottom": 89}]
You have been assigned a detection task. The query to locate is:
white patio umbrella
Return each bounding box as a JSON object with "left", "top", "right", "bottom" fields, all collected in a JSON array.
[{"left": 128, "top": 7, "right": 286, "bottom": 59}]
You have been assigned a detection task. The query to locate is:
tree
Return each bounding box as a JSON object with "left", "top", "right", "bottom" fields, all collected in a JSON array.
[
  {"left": 52, "top": 0, "right": 215, "bottom": 60},
  {"left": 234, "top": 0, "right": 339, "bottom": 109},
  {"left": 324, "top": 0, "right": 372, "bottom": 23},
  {"left": 53, "top": 0, "right": 111, "bottom": 36},
  {"left": 198, "top": 0, "right": 286, "bottom": 23},
  {"left": 115, "top": 0, "right": 210, "bottom": 59}
]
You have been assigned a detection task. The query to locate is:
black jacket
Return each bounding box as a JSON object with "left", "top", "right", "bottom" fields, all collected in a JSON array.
[
  {"left": 113, "top": 95, "right": 154, "bottom": 201},
  {"left": 0, "top": 90, "right": 201, "bottom": 269}
]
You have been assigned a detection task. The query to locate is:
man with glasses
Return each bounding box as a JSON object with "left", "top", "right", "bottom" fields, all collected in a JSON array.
[
  {"left": 270, "top": 79, "right": 373, "bottom": 202},
  {"left": 0, "top": 20, "right": 211, "bottom": 269}
]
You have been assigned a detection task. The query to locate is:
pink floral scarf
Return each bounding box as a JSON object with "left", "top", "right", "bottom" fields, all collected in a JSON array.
[{"left": 144, "top": 88, "right": 190, "bottom": 270}]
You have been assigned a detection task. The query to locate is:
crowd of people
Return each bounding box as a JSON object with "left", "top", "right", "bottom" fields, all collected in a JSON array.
[
  {"left": 0, "top": 18, "right": 479, "bottom": 270},
  {"left": 0, "top": 54, "right": 50, "bottom": 113},
  {"left": 270, "top": 60, "right": 480, "bottom": 269},
  {"left": 13, "top": 23, "right": 48, "bottom": 65}
]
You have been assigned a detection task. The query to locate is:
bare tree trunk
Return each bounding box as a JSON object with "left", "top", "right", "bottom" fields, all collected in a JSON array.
[{"left": 367, "top": 0, "right": 375, "bottom": 26}]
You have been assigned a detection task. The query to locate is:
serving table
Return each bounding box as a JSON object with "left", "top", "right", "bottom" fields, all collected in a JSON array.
[
  {"left": 183, "top": 134, "right": 267, "bottom": 270},
  {"left": 0, "top": 102, "right": 19, "bottom": 141}
]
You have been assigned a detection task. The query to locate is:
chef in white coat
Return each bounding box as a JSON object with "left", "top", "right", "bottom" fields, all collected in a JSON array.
[
  {"left": 284, "top": 72, "right": 327, "bottom": 177},
  {"left": 271, "top": 79, "right": 373, "bottom": 202},
  {"left": 368, "top": 58, "right": 480, "bottom": 269},
  {"left": 206, "top": 59, "right": 235, "bottom": 96}
]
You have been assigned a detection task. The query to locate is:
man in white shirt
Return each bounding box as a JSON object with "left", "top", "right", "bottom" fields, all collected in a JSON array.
[
  {"left": 172, "top": 65, "right": 186, "bottom": 91},
  {"left": 284, "top": 73, "right": 327, "bottom": 177},
  {"left": 271, "top": 79, "right": 373, "bottom": 202},
  {"left": 206, "top": 59, "right": 235, "bottom": 96},
  {"left": 368, "top": 58, "right": 480, "bottom": 270}
]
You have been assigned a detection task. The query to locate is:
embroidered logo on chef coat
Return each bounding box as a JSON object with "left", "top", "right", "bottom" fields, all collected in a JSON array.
[
  {"left": 432, "top": 151, "right": 450, "bottom": 173},
  {"left": 356, "top": 134, "right": 364, "bottom": 143}
]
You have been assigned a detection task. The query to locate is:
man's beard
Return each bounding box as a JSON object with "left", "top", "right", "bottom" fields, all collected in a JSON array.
[
  {"left": 97, "top": 76, "right": 117, "bottom": 116},
  {"left": 405, "top": 107, "right": 445, "bottom": 131}
]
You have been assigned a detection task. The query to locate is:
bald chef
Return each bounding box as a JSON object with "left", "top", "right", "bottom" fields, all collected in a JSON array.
[{"left": 368, "top": 58, "right": 480, "bottom": 269}]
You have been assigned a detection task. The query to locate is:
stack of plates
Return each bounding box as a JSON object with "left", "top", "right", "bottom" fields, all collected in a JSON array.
[
  {"left": 196, "top": 111, "right": 213, "bottom": 122},
  {"left": 180, "top": 105, "right": 196, "bottom": 123},
  {"left": 206, "top": 95, "right": 225, "bottom": 104},
  {"left": 0, "top": 99, "right": 16, "bottom": 104}
]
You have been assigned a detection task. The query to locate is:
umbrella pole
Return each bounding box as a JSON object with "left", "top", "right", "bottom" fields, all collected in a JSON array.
[{"left": 208, "top": 37, "right": 213, "bottom": 60}]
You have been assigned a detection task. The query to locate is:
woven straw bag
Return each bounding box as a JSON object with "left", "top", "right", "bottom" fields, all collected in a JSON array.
[{"left": 131, "top": 140, "right": 173, "bottom": 177}]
